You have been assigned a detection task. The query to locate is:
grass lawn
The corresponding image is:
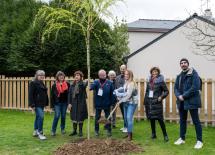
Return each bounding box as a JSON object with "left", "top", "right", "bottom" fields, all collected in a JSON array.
[{"left": 0, "top": 109, "right": 214, "bottom": 155}]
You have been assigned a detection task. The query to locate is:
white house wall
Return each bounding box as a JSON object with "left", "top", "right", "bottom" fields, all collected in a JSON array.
[
  {"left": 128, "top": 31, "right": 162, "bottom": 53},
  {"left": 127, "top": 18, "right": 215, "bottom": 79}
]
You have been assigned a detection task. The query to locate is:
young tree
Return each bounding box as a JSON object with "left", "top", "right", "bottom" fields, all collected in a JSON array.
[{"left": 34, "top": 0, "right": 124, "bottom": 139}]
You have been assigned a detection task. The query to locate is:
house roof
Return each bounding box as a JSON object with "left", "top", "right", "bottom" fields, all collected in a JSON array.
[
  {"left": 125, "top": 14, "right": 215, "bottom": 60},
  {"left": 127, "top": 19, "right": 182, "bottom": 32}
]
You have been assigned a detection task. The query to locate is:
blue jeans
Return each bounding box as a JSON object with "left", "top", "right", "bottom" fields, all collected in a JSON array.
[
  {"left": 34, "top": 107, "right": 44, "bottom": 133},
  {"left": 179, "top": 103, "right": 202, "bottom": 142},
  {"left": 123, "top": 103, "right": 137, "bottom": 133},
  {"left": 51, "top": 103, "right": 68, "bottom": 133},
  {"left": 120, "top": 102, "right": 127, "bottom": 128}
]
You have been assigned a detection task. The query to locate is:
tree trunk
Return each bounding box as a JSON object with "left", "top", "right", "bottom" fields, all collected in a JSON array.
[{"left": 86, "top": 16, "right": 91, "bottom": 140}]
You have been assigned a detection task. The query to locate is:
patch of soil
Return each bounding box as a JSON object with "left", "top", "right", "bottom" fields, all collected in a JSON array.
[{"left": 54, "top": 138, "right": 144, "bottom": 155}]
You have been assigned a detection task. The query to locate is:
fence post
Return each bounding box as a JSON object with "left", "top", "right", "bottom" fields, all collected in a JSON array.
[
  {"left": 5, "top": 77, "right": 9, "bottom": 109},
  {"left": 9, "top": 77, "right": 13, "bottom": 108},
  {"left": 12, "top": 77, "right": 17, "bottom": 109},
  {"left": 212, "top": 80, "right": 215, "bottom": 127},
  {"left": 0, "top": 75, "right": 2, "bottom": 108},
  {"left": 165, "top": 79, "right": 170, "bottom": 120},
  {"left": 45, "top": 76, "right": 51, "bottom": 112},
  {"left": 171, "top": 79, "right": 177, "bottom": 123},
  {"left": 139, "top": 79, "right": 145, "bottom": 120},
  {"left": 200, "top": 79, "right": 206, "bottom": 126},
  {"left": 24, "top": 77, "right": 30, "bottom": 109},
  {"left": 1, "top": 75, "right": 6, "bottom": 109},
  {"left": 207, "top": 79, "right": 213, "bottom": 126},
  {"left": 17, "top": 77, "right": 21, "bottom": 109},
  {"left": 21, "top": 77, "right": 25, "bottom": 110}
]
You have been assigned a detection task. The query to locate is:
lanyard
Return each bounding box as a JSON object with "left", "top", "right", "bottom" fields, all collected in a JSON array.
[{"left": 99, "top": 80, "right": 107, "bottom": 89}]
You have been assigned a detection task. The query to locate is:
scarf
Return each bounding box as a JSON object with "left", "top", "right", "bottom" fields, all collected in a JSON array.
[
  {"left": 150, "top": 76, "right": 156, "bottom": 90},
  {"left": 56, "top": 81, "right": 68, "bottom": 97},
  {"left": 149, "top": 74, "right": 165, "bottom": 89},
  {"left": 72, "top": 81, "right": 80, "bottom": 99}
]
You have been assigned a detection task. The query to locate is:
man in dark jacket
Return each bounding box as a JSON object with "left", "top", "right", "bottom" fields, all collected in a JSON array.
[
  {"left": 115, "top": 64, "right": 127, "bottom": 132},
  {"left": 90, "top": 69, "right": 114, "bottom": 137},
  {"left": 174, "top": 58, "right": 203, "bottom": 149}
]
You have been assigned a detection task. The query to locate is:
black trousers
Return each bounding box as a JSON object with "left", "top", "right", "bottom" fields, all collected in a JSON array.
[
  {"left": 179, "top": 104, "right": 202, "bottom": 142},
  {"left": 150, "top": 118, "right": 167, "bottom": 136},
  {"left": 95, "top": 108, "right": 111, "bottom": 132}
]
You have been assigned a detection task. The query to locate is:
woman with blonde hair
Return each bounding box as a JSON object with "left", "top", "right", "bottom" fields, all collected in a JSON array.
[{"left": 117, "top": 69, "right": 138, "bottom": 141}]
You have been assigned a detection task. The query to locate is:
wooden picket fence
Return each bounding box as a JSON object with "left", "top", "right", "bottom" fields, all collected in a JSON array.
[{"left": 0, "top": 75, "right": 215, "bottom": 126}]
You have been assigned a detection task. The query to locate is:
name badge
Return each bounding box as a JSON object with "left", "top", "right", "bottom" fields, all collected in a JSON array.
[
  {"left": 149, "top": 90, "right": 154, "bottom": 98},
  {"left": 98, "top": 88, "right": 103, "bottom": 96}
]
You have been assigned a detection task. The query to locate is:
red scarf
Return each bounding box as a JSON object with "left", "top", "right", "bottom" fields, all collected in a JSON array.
[
  {"left": 150, "top": 77, "right": 156, "bottom": 90},
  {"left": 56, "top": 81, "right": 68, "bottom": 97}
]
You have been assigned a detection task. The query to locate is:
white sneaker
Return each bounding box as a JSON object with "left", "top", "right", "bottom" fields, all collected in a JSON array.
[
  {"left": 38, "top": 134, "right": 47, "bottom": 140},
  {"left": 122, "top": 128, "right": 128, "bottom": 133},
  {"left": 194, "top": 141, "right": 203, "bottom": 149},
  {"left": 174, "top": 138, "right": 185, "bottom": 145},
  {"left": 33, "top": 130, "right": 38, "bottom": 137},
  {"left": 120, "top": 127, "right": 125, "bottom": 131}
]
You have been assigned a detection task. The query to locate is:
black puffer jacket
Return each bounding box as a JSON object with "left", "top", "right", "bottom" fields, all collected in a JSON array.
[
  {"left": 144, "top": 75, "right": 169, "bottom": 120},
  {"left": 29, "top": 80, "right": 49, "bottom": 108}
]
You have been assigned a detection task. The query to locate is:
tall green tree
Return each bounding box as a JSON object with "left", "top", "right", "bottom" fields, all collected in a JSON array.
[
  {"left": 0, "top": 0, "right": 43, "bottom": 74},
  {"left": 107, "top": 19, "right": 129, "bottom": 69},
  {"left": 34, "top": 0, "right": 124, "bottom": 139}
]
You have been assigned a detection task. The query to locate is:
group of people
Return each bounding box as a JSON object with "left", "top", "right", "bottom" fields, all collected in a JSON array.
[{"left": 28, "top": 58, "right": 203, "bottom": 149}]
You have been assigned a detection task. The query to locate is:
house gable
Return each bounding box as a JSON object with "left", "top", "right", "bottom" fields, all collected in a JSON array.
[{"left": 125, "top": 14, "right": 215, "bottom": 60}]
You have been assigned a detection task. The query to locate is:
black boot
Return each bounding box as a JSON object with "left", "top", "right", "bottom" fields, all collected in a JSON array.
[
  {"left": 164, "top": 135, "right": 169, "bottom": 142},
  {"left": 78, "top": 123, "right": 83, "bottom": 137},
  {"left": 128, "top": 132, "right": 132, "bottom": 141},
  {"left": 69, "top": 123, "right": 77, "bottom": 136},
  {"left": 151, "top": 133, "right": 157, "bottom": 139},
  {"left": 158, "top": 119, "right": 168, "bottom": 142},
  {"left": 150, "top": 119, "right": 156, "bottom": 139}
]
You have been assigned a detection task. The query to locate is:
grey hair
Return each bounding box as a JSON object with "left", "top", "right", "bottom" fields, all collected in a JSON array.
[
  {"left": 55, "top": 71, "right": 65, "bottom": 80},
  {"left": 34, "top": 70, "right": 45, "bottom": 80},
  {"left": 98, "top": 69, "right": 106, "bottom": 75},
  {"left": 108, "top": 70, "right": 116, "bottom": 77}
]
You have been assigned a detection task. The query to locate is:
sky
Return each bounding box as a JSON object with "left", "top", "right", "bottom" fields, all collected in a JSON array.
[{"left": 42, "top": 0, "right": 215, "bottom": 23}]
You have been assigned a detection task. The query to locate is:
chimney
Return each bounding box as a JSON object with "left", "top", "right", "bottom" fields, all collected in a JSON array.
[{"left": 204, "top": 9, "right": 213, "bottom": 19}]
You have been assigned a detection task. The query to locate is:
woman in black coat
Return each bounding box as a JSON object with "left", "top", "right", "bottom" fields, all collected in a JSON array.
[
  {"left": 144, "top": 67, "right": 169, "bottom": 142},
  {"left": 68, "top": 71, "right": 88, "bottom": 137},
  {"left": 29, "top": 70, "right": 48, "bottom": 140}
]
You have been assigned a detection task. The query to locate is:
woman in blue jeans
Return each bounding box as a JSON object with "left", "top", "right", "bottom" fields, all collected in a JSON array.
[
  {"left": 51, "top": 71, "right": 70, "bottom": 136},
  {"left": 29, "top": 70, "right": 49, "bottom": 140},
  {"left": 120, "top": 70, "right": 138, "bottom": 141}
]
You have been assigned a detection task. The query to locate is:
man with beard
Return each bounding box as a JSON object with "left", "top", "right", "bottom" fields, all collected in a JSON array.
[{"left": 174, "top": 58, "right": 203, "bottom": 149}]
